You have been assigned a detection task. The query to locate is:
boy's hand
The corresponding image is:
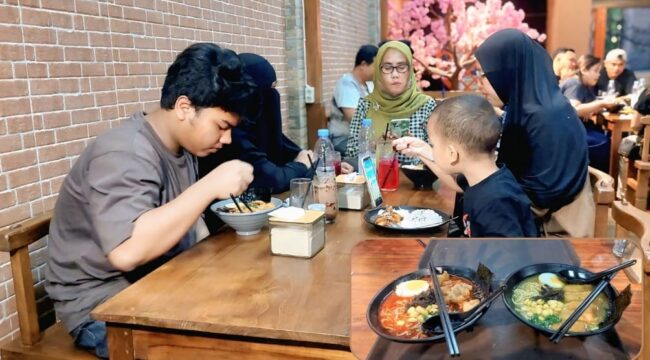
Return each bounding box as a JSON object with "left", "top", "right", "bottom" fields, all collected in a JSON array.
[
  {"left": 392, "top": 137, "right": 433, "bottom": 161},
  {"left": 205, "top": 160, "right": 254, "bottom": 199}
]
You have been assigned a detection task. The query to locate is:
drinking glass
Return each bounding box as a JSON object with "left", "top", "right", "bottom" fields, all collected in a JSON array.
[
  {"left": 328, "top": 151, "right": 342, "bottom": 175},
  {"left": 377, "top": 141, "right": 399, "bottom": 191},
  {"left": 290, "top": 178, "right": 313, "bottom": 209}
]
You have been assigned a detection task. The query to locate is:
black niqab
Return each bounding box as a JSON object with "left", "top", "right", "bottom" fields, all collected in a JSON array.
[{"left": 475, "top": 29, "right": 588, "bottom": 210}]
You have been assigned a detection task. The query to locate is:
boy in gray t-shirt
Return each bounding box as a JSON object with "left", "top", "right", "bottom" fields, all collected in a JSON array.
[{"left": 45, "top": 43, "right": 255, "bottom": 358}]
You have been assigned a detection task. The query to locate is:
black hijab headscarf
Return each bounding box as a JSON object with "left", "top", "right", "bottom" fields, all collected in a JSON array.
[
  {"left": 475, "top": 29, "right": 588, "bottom": 210},
  {"left": 237, "top": 53, "right": 301, "bottom": 161}
]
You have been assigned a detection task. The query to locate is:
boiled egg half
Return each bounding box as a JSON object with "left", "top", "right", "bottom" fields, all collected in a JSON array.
[
  {"left": 538, "top": 273, "right": 565, "bottom": 289},
  {"left": 395, "top": 279, "right": 429, "bottom": 297}
]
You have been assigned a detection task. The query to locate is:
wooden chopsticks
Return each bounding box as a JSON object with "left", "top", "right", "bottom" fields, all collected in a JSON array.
[{"left": 429, "top": 261, "right": 460, "bottom": 356}]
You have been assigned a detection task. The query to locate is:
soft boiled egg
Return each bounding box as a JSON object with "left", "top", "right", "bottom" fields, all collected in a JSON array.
[
  {"left": 538, "top": 273, "right": 565, "bottom": 289},
  {"left": 395, "top": 279, "right": 430, "bottom": 297}
]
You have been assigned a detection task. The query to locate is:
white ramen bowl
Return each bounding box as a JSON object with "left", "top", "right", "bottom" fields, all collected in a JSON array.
[{"left": 210, "top": 197, "right": 284, "bottom": 236}]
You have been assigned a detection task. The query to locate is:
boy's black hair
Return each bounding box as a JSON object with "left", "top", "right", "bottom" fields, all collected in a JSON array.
[
  {"left": 552, "top": 47, "right": 575, "bottom": 60},
  {"left": 429, "top": 95, "right": 502, "bottom": 155},
  {"left": 161, "top": 43, "right": 256, "bottom": 116},
  {"left": 354, "top": 44, "right": 379, "bottom": 66}
]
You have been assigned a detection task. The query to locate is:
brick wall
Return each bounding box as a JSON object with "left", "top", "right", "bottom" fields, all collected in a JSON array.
[
  {"left": 320, "top": 0, "right": 374, "bottom": 116},
  {"left": 0, "top": 0, "right": 379, "bottom": 346},
  {"left": 0, "top": 0, "right": 287, "bottom": 344}
]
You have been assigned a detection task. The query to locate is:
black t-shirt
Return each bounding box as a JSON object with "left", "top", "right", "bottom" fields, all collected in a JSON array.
[
  {"left": 457, "top": 166, "right": 540, "bottom": 238},
  {"left": 596, "top": 68, "right": 637, "bottom": 96}
]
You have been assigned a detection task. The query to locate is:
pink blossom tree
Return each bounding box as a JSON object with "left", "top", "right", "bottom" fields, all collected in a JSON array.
[{"left": 389, "top": 0, "right": 546, "bottom": 89}]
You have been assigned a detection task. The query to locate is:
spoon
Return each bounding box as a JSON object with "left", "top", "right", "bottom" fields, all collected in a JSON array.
[
  {"left": 555, "top": 259, "right": 636, "bottom": 284},
  {"left": 422, "top": 285, "right": 505, "bottom": 333}
]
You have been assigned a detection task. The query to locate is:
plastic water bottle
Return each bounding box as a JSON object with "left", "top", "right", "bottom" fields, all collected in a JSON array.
[
  {"left": 358, "top": 118, "right": 377, "bottom": 170},
  {"left": 312, "top": 129, "right": 338, "bottom": 222}
]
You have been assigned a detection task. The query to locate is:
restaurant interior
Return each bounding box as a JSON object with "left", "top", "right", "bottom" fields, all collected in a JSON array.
[{"left": 1, "top": 0, "right": 650, "bottom": 359}]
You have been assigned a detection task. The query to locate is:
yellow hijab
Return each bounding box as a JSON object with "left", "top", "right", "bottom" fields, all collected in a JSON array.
[{"left": 366, "top": 41, "right": 431, "bottom": 137}]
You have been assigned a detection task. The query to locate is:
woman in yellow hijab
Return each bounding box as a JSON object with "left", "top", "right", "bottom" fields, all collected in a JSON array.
[{"left": 345, "top": 41, "right": 436, "bottom": 164}]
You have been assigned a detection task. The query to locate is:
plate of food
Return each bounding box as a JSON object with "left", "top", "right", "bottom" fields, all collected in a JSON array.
[
  {"left": 364, "top": 205, "right": 450, "bottom": 233},
  {"left": 502, "top": 263, "right": 632, "bottom": 337},
  {"left": 366, "top": 264, "right": 496, "bottom": 343}
]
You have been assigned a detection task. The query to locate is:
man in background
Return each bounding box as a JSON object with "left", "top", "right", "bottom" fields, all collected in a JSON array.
[
  {"left": 552, "top": 47, "right": 577, "bottom": 84},
  {"left": 597, "top": 48, "right": 637, "bottom": 96},
  {"left": 329, "top": 44, "right": 378, "bottom": 154}
]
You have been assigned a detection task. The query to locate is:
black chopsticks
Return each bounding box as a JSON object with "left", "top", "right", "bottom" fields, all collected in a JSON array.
[
  {"left": 229, "top": 193, "right": 253, "bottom": 213},
  {"left": 549, "top": 271, "right": 616, "bottom": 343},
  {"left": 429, "top": 261, "right": 460, "bottom": 356}
]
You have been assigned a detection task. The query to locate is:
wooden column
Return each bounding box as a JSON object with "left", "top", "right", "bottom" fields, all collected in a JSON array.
[
  {"left": 592, "top": 6, "right": 608, "bottom": 58},
  {"left": 380, "top": 0, "right": 389, "bottom": 41},
  {"left": 304, "top": 0, "right": 326, "bottom": 149}
]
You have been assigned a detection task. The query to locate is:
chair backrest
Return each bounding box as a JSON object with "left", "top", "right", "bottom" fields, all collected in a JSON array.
[
  {"left": 0, "top": 210, "right": 53, "bottom": 346},
  {"left": 610, "top": 200, "right": 649, "bottom": 360},
  {"left": 588, "top": 166, "right": 615, "bottom": 237},
  {"left": 638, "top": 115, "right": 650, "bottom": 162}
]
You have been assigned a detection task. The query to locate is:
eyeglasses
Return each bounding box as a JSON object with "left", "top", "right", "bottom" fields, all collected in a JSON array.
[{"left": 380, "top": 63, "right": 409, "bottom": 74}]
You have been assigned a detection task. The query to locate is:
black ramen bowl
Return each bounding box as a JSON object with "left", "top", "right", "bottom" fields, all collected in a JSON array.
[
  {"left": 502, "top": 263, "right": 625, "bottom": 337},
  {"left": 364, "top": 206, "right": 450, "bottom": 233},
  {"left": 400, "top": 164, "right": 438, "bottom": 189},
  {"left": 607, "top": 102, "right": 626, "bottom": 114},
  {"left": 367, "top": 266, "right": 494, "bottom": 343}
]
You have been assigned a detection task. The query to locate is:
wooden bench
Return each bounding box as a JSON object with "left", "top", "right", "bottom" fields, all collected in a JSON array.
[{"left": 0, "top": 211, "right": 94, "bottom": 359}]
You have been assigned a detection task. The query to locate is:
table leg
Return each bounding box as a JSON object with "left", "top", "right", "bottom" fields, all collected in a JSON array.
[{"left": 107, "top": 324, "right": 135, "bottom": 360}]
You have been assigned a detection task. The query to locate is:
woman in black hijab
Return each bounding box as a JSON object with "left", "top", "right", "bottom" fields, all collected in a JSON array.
[
  {"left": 199, "top": 54, "right": 312, "bottom": 195},
  {"left": 474, "top": 29, "right": 594, "bottom": 237}
]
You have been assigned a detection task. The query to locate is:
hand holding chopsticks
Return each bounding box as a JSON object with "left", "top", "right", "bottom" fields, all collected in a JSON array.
[{"left": 429, "top": 262, "right": 460, "bottom": 356}]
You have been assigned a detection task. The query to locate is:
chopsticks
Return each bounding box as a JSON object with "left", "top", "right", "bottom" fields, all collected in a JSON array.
[
  {"left": 229, "top": 193, "right": 250, "bottom": 213},
  {"left": 429, "top": 261, "right": 460, "bottom": 356},
  {"left": 549, "top": 272, "right": 615, "bottom": 343}
]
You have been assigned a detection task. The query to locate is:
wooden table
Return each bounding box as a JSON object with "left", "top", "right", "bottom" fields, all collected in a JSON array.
[
  {"left": 92, "top": 177, "right": 455, "bottom": 359},
  {"left": 351, "top": 238, "right": 646, "bottom": 359},
  {"left": 603, "top": 112, "right": 633, "bottom": 179}
]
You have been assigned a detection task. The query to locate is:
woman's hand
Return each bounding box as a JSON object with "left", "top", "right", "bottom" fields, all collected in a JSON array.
[
  {"left": 341, "top": 161, "right": 354, "bottom": 174},
  {"left": 392, "top": 137, "right": 433, "bottom": 162}
]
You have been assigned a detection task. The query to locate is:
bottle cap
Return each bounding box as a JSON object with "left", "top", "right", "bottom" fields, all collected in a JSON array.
[
  {"left": 317, "top": 129, "right": 329, "bottom": 137},
  {"left": 362, "top": 118, "right": 372, "bottom": 127}
]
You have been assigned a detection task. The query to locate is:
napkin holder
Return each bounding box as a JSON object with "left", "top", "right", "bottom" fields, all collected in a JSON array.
[
  {"left": 336, "top": 174, "right": 369, "bottom": 210},
  {"left": 269, "top": 210, "right": 326, "bottom": 258}
]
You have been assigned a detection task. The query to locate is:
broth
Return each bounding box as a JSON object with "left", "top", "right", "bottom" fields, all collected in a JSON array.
[
  {"left": 378, "top": 273, "right": 481, "bottom": 339},
  {"left": 511, "top": 275, "right": 610, "bottom": 332},
  {"left": 222, "top": 200, "right": 275, "bottom": 214}
]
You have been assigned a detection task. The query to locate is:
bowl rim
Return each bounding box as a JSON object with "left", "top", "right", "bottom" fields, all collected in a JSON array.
[
  {"left": 209, "top": 197, "right": 284, "bottom": 216},
  {"left": 501, "top": 263, "right": 622, "bottom": 337},
  {"left": 366, "top": 266, "right": 494, "bottom": 343}
]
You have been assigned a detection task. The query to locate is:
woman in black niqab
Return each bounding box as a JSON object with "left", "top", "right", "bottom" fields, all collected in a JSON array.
[
  {"left": 475, "top": 29, "right": 594, "bottom": 237},
  {"left": 199, "top": 54, "right": 311, "bottom": 233}
]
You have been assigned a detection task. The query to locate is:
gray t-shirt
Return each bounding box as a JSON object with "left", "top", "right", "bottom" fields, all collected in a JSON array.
[{"left": 45, "top": 111, "right": 198, "bottom": 331}]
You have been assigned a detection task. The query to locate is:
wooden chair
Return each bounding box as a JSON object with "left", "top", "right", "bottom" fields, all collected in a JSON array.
[
  {"left": 625, "top": 115, "right": 650, "bottom": 209},
  {"left": 589, "top": 166, "right": 616, "bottom": 237},
  {"left": 610, "top": 200, "right": 650, "bottom": 359},
  {"left": 0, "top": 210, "right": 94, "bottom": 359}
]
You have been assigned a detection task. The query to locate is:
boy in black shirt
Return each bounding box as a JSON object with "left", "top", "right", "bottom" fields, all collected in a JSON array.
[{"left": 394, "top": 95, "right": 539, "bottom": 237}]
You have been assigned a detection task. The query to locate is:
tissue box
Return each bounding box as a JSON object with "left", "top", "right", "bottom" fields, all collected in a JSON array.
[
  {"left": 269, "top": 210, "right": 326, "bottom": 258},
  {"left": 336, "top": 174, "right": 369, "bottom": 210}
]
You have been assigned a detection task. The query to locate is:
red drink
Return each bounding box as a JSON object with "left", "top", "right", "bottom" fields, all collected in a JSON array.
[
  {"left": 333, "top": 160, "right": 342, "bottom": 175},
  {"left": 378, "top": 158, "right": 399, "bottom": 191}
]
